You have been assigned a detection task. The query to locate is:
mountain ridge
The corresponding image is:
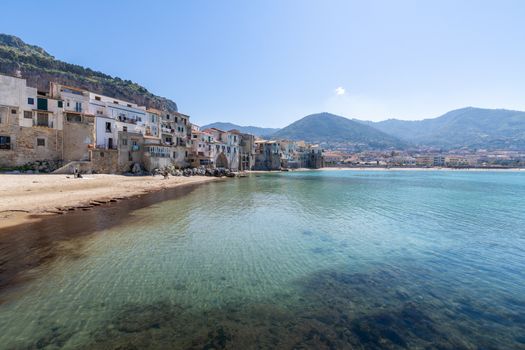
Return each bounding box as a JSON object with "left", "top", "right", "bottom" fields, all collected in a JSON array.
[
  {"left": 272, "top": 112, "right": 407, "bottom": 149},
  {"left": 367, "top": 107, "right": 525, "bottom": 150}
]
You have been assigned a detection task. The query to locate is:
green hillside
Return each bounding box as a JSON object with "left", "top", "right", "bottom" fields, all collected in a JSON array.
[
  {"left": 371, "top": 107, "right": 525, "bottom": 149},
  {"left": 273, "top": 112, "right": 406, "bottom": 149},
  {"left": 0, "top": 34, "right": 178, "bottom": 112}
]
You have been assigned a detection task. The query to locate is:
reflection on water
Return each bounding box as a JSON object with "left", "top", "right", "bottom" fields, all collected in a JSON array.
[{"left": 0, "top": 171, "right": 524, "bottom": 349}]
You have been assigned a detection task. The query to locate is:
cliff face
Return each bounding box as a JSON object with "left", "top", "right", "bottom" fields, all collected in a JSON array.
[{"left": 0, "top": 34, "right": 178, "bottom": 112}]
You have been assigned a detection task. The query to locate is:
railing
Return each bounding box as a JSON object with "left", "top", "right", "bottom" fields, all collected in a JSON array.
[
  {"left": 148, "top": 152, "right": 170, "bottom": 158},
  {"left": 118, "top": 115, "right": 138, "bottom": 124},
  {"left": 33, "top": 119, "right": 54, "bottom": 128},
  {"left": 97, "top": 143, "right": 118, "bottom": 150}
]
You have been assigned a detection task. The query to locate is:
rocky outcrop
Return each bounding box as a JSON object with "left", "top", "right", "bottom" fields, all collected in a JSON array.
[{"left": 0, "top": 34, "right": 178, "bottom": 112}]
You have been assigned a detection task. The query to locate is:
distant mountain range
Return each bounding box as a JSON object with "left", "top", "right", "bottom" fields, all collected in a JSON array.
[
  {"left": 200, "top": 122, "right": 280, "bottom": 137},
  {"left": 366, "top": 107, "right": 525, "bottom": 150},
  {"left": 0, "top": 34, "right": 178, "bottom": 111},
  {"left": 206, "top": 107, "right": 525, "bottom": 150},
  {"left": 272, "top": 113, "right": 406, "bottom": 149}
]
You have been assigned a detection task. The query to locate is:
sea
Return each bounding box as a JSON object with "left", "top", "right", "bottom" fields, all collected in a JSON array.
[{"left": 0, "top": 170, "right": 524, "bottom": 349}]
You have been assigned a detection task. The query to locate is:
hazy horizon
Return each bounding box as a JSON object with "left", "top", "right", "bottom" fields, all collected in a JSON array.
[{"left": 1, "top": 0, "right": 524, "bottom": 127}]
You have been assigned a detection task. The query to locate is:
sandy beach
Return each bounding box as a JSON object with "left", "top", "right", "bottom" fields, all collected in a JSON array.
[{"left": 0, "top": 174, "right": 220, "bottom": 229}]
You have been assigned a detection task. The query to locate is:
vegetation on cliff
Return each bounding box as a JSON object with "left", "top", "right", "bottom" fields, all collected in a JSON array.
[{"left": 0, "top": 34, "right": 177, "bottom": 112}]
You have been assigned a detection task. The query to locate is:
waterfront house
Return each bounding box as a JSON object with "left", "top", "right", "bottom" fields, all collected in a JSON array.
[
  {"left": 0, "top": 74, "right": 64, "bottom": 168},
  {"left": 1, "top": 72, "right": 322, "bottom": 173}
]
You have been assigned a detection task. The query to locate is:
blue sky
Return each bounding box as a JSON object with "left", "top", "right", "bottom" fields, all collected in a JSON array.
[{"left": 1, "top": 0, "right": 524, "bottom": 126}]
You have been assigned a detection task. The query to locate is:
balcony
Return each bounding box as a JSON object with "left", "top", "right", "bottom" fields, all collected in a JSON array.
[
  {"left": 33, "top": 115, "right": 54, "bottom": 128},
  {"left": 118, "top": 115, "right": 138, "bottom": 124},
  {"left": 97, "top": 141, "right": 117, "bottom": 150}
]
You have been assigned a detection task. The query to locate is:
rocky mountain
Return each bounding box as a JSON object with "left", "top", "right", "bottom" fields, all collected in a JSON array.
[
  {"left": 272, "top": 112, "right": 406, "bottom": 149},
  {"left": 200, "top": 122, "right": 280, "bottom": 137},
  {"left": 0, "top": 34, "right": 178, "bottom": 112},
  {"left": 369, "top": 107, "right": 525, "bottom": 150}
]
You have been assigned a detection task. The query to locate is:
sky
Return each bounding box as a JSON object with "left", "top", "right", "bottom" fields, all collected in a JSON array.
[{"left": 1, "top": 0, "right": 524, "bottom": 127}]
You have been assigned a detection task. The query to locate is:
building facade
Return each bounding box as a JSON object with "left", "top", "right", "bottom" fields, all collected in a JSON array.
[{"left": 1, "top": 73, "right": 324, "bottom": 173}]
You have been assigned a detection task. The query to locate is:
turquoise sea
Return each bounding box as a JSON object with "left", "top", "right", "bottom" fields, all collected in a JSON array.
[{"left": 0, "top": 170, "right": 524, "bottom": 349}]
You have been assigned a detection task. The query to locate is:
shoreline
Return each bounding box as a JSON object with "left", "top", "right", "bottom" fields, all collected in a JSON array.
[
  {"left": 0, "top": 174, "right": 221, "bottom": 230},
  {"left": 2, "top": 167, "right": 522, "bottom": 229},
  {"left": 319, "top": 166, "right": 525, "bottom": 172}
]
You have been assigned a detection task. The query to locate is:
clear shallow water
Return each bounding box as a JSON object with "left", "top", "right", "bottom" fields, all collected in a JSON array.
[{"left": 0, "top": 170, "right": 524, "bottom": 349}]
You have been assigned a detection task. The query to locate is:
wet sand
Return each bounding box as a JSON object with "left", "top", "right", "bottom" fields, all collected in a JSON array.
[{"left": 0, "top": 174, "right": 220, "bottom": 229}]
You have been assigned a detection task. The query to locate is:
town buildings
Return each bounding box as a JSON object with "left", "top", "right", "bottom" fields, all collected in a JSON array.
[{"left": 0, "top": 73, "right": 324, "bottom": 173}]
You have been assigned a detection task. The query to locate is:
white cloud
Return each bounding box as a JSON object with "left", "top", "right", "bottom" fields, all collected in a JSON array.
[{"left": 334, "top": 86, "right": 346, "bottom": 96}]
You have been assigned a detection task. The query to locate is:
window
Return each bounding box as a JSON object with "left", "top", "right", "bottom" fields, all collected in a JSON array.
[
  {"left": 36, "top": 113, "right": 49, "bottom": 127},
  {"left": 127, "top": 104, "right": 132, "bottom": 108},
  {"left": 100, "top": 152, "right": 104, "bottom": 157},
  {"left": 0, "top": 136, "right": 11, "bottom": 150},
  {"left": 113, "top": 101, "right": 119, "bottom": 104},
  {"left": 95, "top": 96, "right": 101, "bottom": 101},
  {"left": 37, "top": 138, "right": 45, "bottom": 147},
  {"left": 123, "top": 126, "right": 128, "bottom": 132},
  {"left": 105, "top": 122, "right": 112, "bottom": 132},
  {"left": 28, "top": 97, "right": 34, "bottom": 105},
  {"left": 75, "top": 102, "right": 82, "bottom": 113},
  {"left": 122, "top": 139, "right": 128, "bottom": 146},
  {"left": 57, "top": 101, "right": 63, "bottom": 108},
  {"left": 11, "top": 109, "right": 17, "bottom": 114},
  {"left": 24, "top": 111, "right": 32, "bottom": 119},
  {"left": 37, "top": 98, "right": 48, "bottom": 111}
]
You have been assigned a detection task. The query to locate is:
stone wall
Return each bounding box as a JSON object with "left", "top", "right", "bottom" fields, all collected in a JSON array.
[
  {"left": 144, "top": 156, "right": 173, "bottom": 172},
  {"left": 63, "top": 116, "right": 95, "bottom": 163},
  {"left": 89, "top": 149, "right": 118, "bottom": 174},
  {"left": 0, "top": 112, "right": 63, "bottom": 167}
]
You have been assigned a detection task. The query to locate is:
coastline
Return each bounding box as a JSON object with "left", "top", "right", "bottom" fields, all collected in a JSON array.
[
  {"left": 0, "top": 174, "right": 220, "bottom": 230},
  {"left": 319, "top": 166, "right": 525, "bottom": 172},
  {"left": 2, "top": 166, "right": 523, "bottom": 229}
]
